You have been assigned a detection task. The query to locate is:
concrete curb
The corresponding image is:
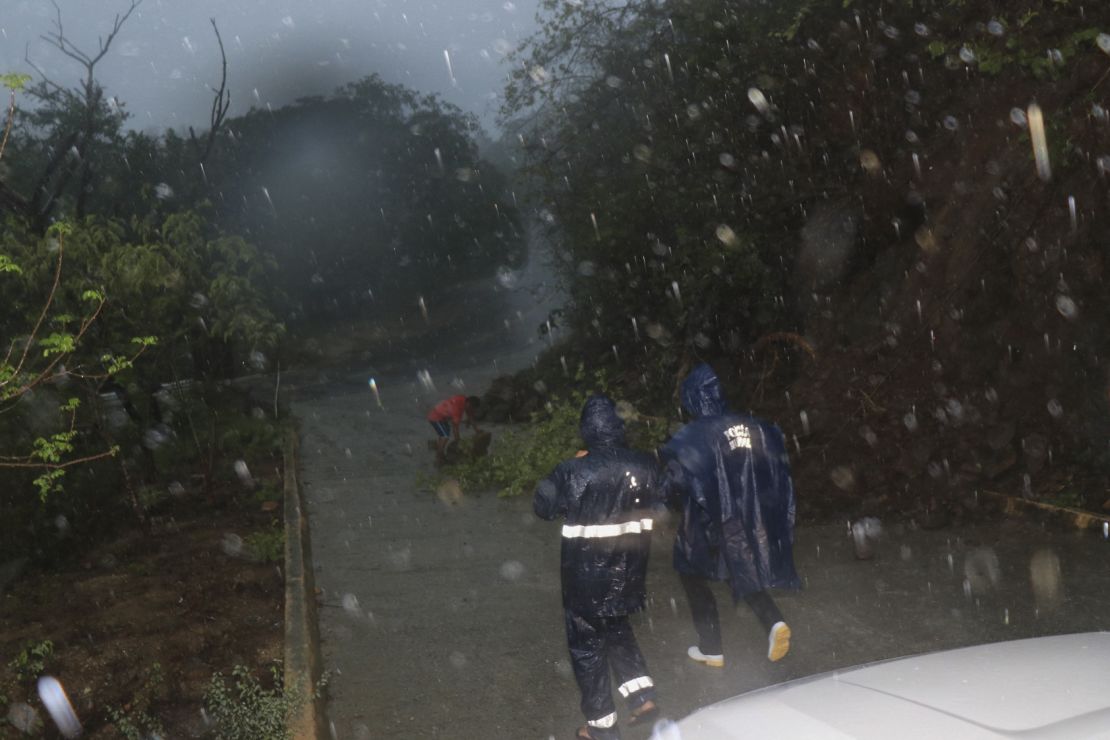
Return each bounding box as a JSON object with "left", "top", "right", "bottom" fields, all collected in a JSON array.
[
  {"left": 284, "top": 425, "right": 327, "bottom": 740},
  {"left": 981, "top": 489, "right": 1110, "bottom": 535}
]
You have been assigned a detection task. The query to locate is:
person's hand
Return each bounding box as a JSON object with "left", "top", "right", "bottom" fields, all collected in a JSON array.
[{"left": 575, "top": 450, "right": 588, "bottom": 458}]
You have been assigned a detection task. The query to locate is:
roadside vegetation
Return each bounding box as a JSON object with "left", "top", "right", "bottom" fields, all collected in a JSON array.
[
  {"left": 0, "top": 3, "right": 519, "bottom": 736},
  {"left": 453, "top": 365, "right": 669, "bottom": 497},
  {"left": 460, "top": 0, "right": 1110, "bottom": 522}
]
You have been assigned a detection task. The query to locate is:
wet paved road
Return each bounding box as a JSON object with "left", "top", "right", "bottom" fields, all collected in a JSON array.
[
  {"left": 294, "top": 357, "right": 1110, "bottom": 739},
  {"left": 291, "top": 252, "right": 1110, "bottom": 739}
]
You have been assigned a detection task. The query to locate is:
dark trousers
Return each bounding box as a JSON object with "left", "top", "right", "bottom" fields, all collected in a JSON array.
[
  {"left": 565, "top": 609, "right": 655, "bottom": 731},
  {"left": 679, "top": 573, "right": 784, "bottom": 655}
]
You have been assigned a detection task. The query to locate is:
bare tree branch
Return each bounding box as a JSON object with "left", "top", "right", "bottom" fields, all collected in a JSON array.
[
  {"left": 0, "top": 90, "right": 17, "bottom": 162},
  {"left": 23, "top": 43, "right": 69, "bottom": 99},
  {"left": 0, "top": 448, "right": 117, "bottom": 470},
  {"left": 1, "top": 237, "right": 65, "bottom": 391},
  {"left": 190, "top": 17, "right": 232, "bottom": 166},
  {"left": 21, "top": 0, "right": 142, "bottom": 229},
  {"left": 41, "top": 0, "right": 142, "bottom": 78}
]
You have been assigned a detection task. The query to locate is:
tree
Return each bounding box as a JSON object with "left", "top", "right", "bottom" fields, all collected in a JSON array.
[
  {"left": 168, "top": 75, "right": 526, "bottom": 318},
  {"left": 0, "top": 75, "right": 282, "bottom": 510},
  {"left": 0, "top": 77, "right": 136, "bottom": 498},
  {"left": 4, "top": 0, "right": 142, "bottom": 230},
  {"left": 502, "top": 0, "right": 832, "bottom": 393}
]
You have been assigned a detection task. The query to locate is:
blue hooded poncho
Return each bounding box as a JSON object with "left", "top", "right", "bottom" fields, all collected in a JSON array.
[
  {"left": 660, "top": 364, "right": 800, "bottom": 599},
  {"left": 533, "top": 394, "right": 662, "bottom": 616}
]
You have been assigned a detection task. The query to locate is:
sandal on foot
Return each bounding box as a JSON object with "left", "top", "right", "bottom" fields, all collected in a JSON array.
[
  {"left": 627, "top": 700, "right": 659, "bottom": 727},
  {"left": 768, "top": 621, "right": 791, "bottom": 662}
]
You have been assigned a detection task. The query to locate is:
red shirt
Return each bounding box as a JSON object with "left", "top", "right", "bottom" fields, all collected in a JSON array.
[{"left": 427, "top": 395, "right": 467, "bottom": 424}]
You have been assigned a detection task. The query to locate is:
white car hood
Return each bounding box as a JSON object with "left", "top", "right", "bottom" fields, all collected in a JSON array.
[{"left": 677, "top": 633, "right": 1110, "bottom": 739}]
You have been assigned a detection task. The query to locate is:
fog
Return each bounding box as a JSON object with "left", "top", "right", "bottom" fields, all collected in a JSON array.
[
  {"left": 1, "top": 0, "right": 540, "bottom": 133},
  {"left": 4, "top": 1, "right": 1109, "bottom": 738}
]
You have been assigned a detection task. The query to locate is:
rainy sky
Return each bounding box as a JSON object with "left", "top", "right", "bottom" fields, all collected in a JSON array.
[{"left": 1, "top": 0, "right": 540, "bottom": 135}]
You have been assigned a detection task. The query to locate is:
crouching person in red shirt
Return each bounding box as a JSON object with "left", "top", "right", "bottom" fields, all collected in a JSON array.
[{"left": 426, "top": 394, "right": 481, "bottom": 465}]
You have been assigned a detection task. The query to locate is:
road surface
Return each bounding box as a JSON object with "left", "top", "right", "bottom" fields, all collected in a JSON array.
[{"left": 291, "top": 259, "right": 1110, "bottom": 739}]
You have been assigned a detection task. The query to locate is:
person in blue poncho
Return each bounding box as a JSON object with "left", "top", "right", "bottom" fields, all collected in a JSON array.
[
  {"left": 534, "top": 394, "right": 662, "bottom": 740},
  {"left": 660, "top": 363, "right": 801, "bottom": 667}
]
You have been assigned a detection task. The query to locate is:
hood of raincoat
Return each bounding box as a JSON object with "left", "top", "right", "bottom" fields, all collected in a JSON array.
[
  {"left": 681, "top": 364, "right": 728, "bottom": 419},
  {"left": 580, "top": 394, "right": 626, "bottom": 450}
]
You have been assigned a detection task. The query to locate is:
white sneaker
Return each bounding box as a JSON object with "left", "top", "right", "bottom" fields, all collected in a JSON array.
[
  {"left": 768, "top": 621, "right": 791, "bottom": 662},
  {"left": 687, "top": 645, "right": 724, "bottom": 668}
]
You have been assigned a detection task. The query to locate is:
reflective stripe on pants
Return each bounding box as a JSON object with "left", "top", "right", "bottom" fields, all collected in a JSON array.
[
  {"left": 566, "top": 609, "right": 656, "bottom": 727},
  {"left": 617, "top": 675, "right": 653, "bottom": 698},
  {"left": 587, "top": 712, "right": 617, "bottom": 729},
  {"left": 562, "top": 519, "right": 653, "bottom": 539}
]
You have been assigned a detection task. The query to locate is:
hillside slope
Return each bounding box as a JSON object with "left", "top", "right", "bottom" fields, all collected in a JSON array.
[
  {"left": 497, "top": 0, "right": 1110, "bottom": 524},
  {"left": 733, "top": 2, "right": 1110, "bottom": 521}
]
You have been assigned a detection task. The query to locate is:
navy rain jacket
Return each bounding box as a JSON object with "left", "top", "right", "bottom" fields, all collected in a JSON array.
[
  {"left": 660, "top": 364, "right": 801, "bottom": 601},
  {"left": 534, "top": 395, "right": 661, "bottom": 617}
]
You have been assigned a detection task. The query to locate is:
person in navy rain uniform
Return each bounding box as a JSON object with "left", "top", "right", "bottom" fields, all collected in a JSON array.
[
  {"left": 660, "top": 363, "right": 801, "bottom": 668},
  {"left": 534, "top": 394, "right": 662, "bottom": 740}
]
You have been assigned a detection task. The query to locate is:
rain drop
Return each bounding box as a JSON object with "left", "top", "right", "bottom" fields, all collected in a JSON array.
[
  {"left": 747, "top": 87, "right": 770, "bottom": 115},
  {"left": 1027, "top": 103, "right": 1052, "bottom": 181},
  {"left": 500, "top": 560, "right": 526, "bottom": 580},
  {"left": 37, "top": 677, "right": 81, "bottom": 738},
  {"left": 444, "top": 49, "right": 456, "bottom": 83},
  {"left": 715, "top": 223, "right": 739, "bottom": 246},
  {"left": 342, "top": 593, "right": 362, "bottom": 616},
  {"left": 233, "top": 460, "right": 254, "bottom": 488},
  {"left": 221, "top": 533, "right": 244, "bottom": 557},
  {"left": 6, "top": 703, "right": 41, "bottom": 735},
  {"left": 1055, "top": 295, "right": 1078, "bottom": 320}
]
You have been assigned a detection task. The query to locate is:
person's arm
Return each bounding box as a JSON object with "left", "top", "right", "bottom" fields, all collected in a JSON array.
[
  {"left": 533, "top": 468, "right": 566, "bottom": 521},
  {"left": 660, "top": 457, "right": 690, "bottom": 512}
]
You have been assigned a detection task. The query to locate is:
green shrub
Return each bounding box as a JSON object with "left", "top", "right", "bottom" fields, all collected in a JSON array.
[
  {"left": 106, "top": 661, "right": 166, "bottom": 740},
  {"left": 253, "top": 481, "right": 283, "bottom": 504},
  {"left": 453, "top": 393, "right": 583, "bottom": 498},
  {"left": 245, "top": 527, "right": 284, "bottom": 563},
  {"left": 217, "top": 417, "right": 282, "bottom": 457},
  {"left": 107, "top": 706, "right": 164, "bottom": 740},
  {"left": 203, "top": 665, "right": 295, "bottom": 740},
  {"left": 452, "top": 369, "right": 667, "bottom": 498},
  {"left": 7, "top": 639, "right": 53, "bottom": 684},
  {"left": 1, "top": 638, "right": 54, "bottom": 709}
]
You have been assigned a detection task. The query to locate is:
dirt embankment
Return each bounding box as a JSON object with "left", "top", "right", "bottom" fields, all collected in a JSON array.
[
  {"left": 747, "top": 13, "right": 1110, "bottom": 523},
  {"left": 0, "top": 468, "right": 284, "bottom": 738}
]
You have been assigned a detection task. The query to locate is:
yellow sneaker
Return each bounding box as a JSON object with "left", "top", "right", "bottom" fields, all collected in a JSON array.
[
  {"left": 768, "top": 622, "right": 791, "bottom": 662},
  {"left": 687, "top": 646, "right": 724, "bottom": 668}
]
